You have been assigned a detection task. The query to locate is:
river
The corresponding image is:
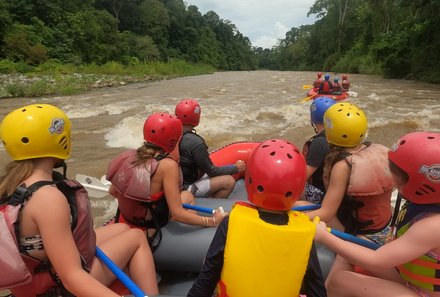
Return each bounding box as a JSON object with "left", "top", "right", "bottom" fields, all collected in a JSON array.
[{"left": 1, "top": 70, "right": 439, "bottom": 225}]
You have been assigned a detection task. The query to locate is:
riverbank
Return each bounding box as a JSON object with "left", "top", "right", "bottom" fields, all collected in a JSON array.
[{"left": 0, "top": 59, "right": 216, "bottom": 99}]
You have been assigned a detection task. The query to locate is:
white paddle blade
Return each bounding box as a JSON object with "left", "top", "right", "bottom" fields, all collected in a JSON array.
[{"left": 75, "top": 174, "right": 109, "bottom": 198}]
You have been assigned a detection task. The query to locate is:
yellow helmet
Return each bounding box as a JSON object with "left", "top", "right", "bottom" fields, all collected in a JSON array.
[
  {"left": 0, "top": 104, "right": 71, "bottom": 160},
  {"left": 324, "top": 102, "right": 367, "bottom": 147}
]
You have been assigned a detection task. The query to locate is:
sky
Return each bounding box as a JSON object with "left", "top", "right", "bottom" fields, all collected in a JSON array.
[{"left": 184, "top": 0, "right": 317, "bottom": 49}]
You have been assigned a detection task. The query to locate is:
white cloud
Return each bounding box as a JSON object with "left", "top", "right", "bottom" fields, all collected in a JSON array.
[{"left": 185, "top": 0, "right": 317, "bottom": 48}]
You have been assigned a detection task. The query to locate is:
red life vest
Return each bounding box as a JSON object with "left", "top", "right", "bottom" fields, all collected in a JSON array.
[
  {"left": 342, "top": 79, "right": 350, "bottom": 90},
  {"left": 320, "top": 81, "right": 332, "bottom": 93},
  {"left": 1, "top": 179, "right": 96, "bottom": 297}
]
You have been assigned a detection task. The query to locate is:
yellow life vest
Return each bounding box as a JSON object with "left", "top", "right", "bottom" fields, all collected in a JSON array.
[{"left": 216, "top": 203, "right": 315, "bottom": 297}]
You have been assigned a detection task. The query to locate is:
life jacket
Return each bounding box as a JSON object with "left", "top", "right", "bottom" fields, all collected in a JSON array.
[
  {"left": 324, "top": 143, "right": 395, "bottom": 234},
  {"left": 332, "top": 82, "right": 342, "bottom": 94},
  {"left": 216, "top": 202, "right": 315, "bottom": 297},
  {"left": 0, "top": 179, "right": 96, "bottom": 297},
  {"left": 395, "top": 202, "right": 440, "bottom": 291},
  {"left": 319, "top": 80, "right": 333, "bottom": 94},
  {"left": 313, "top": 78, "right": 323, "bottom": 88},
  {"left": 106, "top": 149, "right": 171, "bottom": 249},
  {"left": 302, "top": 131, "right": 328, "bottom": 194}
]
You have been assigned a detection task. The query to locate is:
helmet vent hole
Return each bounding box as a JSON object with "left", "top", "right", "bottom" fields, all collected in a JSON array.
[
  {"left": 59, "top": 136, "right": 68, "bottom": 150},
  {"left": 21, "top": 108, "right": 27, "bottom": 112},
  {"left": 342, "top": 134, "right": 348, "bottom": 138},
  {"left": 400, "top": 140, "right": 406, "bottom": 145},
  {"left": 257, "top": 185, "right": 264, "bottom": 192},
  {"left": 346, "top": 113, "right": 351, "bottom": 116},
  {"left": 285, "top": 191, "right": 292, "bottom": 198},
  {"left": 287, "top": 153, "right": 292, "bottom": 159},
  {"left": 21, "top": 137, "right": 29, "bottom": 144},
  {"left": 270, "top": 151, "right": 276, "bottom": 156},
  {"left": 427, "top": 136, "right": 435, "bottom": 140},
  {"left": 151, "top": 129, "right": 156, "bottom": 134},
  {"left": 360, "top": 133, "right": 364, "bottom": 138},
  {"left": 262, "top": 145, "right": 269, "bottom": 148}
]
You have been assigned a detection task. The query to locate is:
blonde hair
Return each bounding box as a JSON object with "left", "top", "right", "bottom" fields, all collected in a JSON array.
[
  {"left": 0, "top": 160, "right": 34, "bottom": 202},
  {"left": 131, "top": 142, "right": 163, "bottom": 167}
]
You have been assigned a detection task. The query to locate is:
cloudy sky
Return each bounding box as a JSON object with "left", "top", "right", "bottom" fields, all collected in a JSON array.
[{"left": 184, "top": 0, "right": 318, "bottom": 49}]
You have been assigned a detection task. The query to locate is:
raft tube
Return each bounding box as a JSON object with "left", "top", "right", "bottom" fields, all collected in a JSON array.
[
  {"left": 210, "top": 141, "right": 261, "bottom": 180},
  {"left": 307, "top": 87, "right": 349, "bottom": 101}
]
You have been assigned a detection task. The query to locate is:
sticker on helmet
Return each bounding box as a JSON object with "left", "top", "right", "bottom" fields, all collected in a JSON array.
[
  {"left": 419, "top": 164, "right": 440, "bottom": 183},
  {"left": 49, "top": 118, "right": 65, "bottom": 134}
]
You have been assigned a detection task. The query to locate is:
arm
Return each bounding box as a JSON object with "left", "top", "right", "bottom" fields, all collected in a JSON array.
[
  {"left": 31, "top": 187, "right": 118, "bottom": 297},
  {"left": 191, "top": 142, "right": 239, "bottom": 177},
  {"left": 161, "top": 158, "right": 225, "bottom": 226},
  {"left": 305, "top": 138, "right": 327, "bottom": 180},
  {"left": 301, "top": 242, "right": 327, "bottom": 297},
  {"left": 314, "top": 214, "right": 440, "bottom": 272},
  {"left": 187, "top": 218, "right": 228, "bottom": 297},
  {"left": 305, "top": 161, "right": 350, "bottom": 223}
]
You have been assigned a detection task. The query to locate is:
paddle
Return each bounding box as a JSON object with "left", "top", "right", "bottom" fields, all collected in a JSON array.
[
  {"left": 76, "top": 174, "right": 320, "bottom": 213},
  {"left": 95, "top": 247, "right": 147, "bottom": 297},
  {"left": 75, "top": 174, "right": 224, "bottom": 215},
  {"left": 302, "top": 84, "right": 314, "bottom": 90}
]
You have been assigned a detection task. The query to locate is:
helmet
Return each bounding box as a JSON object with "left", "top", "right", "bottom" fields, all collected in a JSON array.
[
  {"left": 388, "top": 132, "right": 440, "bottom": 204},
  {"left": 245, "top": 139, "right": 307, "bottom": 211},
  {"left": 143, "top": 113, "right": 183, "bottom": 153},
  {"left": 334, "top": 78, "right": 339, "bottom": 83},
  {"left": 0, "top": 104, "right": 71, "bottom": 160},
  {"left": 175, "top": 99, "right": 201, "bottom": 127},
  {"left": 342, "top": 75, "right": 348, "bottom": 80},
  {"left": 317, "top": 72, "right": 323, "bottom": 78},
  {"left": 324, "top": 103, "right": 367, "bottom": 147},
  {"left": 324, "top": 74, "right": 330, "bottom": 81},
  {"left": 310, "top": 97, "right": 336, "bottom": 124}
]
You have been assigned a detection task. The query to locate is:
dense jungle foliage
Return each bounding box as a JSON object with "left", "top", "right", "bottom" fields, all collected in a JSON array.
[{"left": 0, "top": 0, "right": 439, "bottom": 83}]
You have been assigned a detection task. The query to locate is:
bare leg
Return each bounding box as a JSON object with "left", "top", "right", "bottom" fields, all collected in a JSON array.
[
  {"left": 328, "top": 271, "right": 419, "bottom": 297},
  {"left": 209, "top": 175, "right": 235, "bottom": 198},
  {"left": 326, "top": 255, "right": 354, "bottom": 288},
  {"left": 91, "top": 227, "right": 159, "bottom": 295}
]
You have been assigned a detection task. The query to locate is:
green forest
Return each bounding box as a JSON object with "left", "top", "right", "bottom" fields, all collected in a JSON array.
[{"left": 0, "top": 0, "right": 439, "bottom": 93}]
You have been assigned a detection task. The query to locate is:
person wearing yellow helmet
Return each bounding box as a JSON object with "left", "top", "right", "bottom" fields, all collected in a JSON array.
[
  {"left": 0, "top": 104, "right": 158, "bottom": 296},
  {"left": 299, "top": 102, "right": 396, "bottom": 288}
]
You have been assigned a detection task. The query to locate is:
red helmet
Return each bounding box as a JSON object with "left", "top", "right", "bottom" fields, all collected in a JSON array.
[
  {"left": 317, "top": 72, "right": 323, "bottom": 78},
  {"left": 245, "top": 139, "right": 307, "bottom": 211},
  {"left": 175, "top": 99, "right": 201, "bottom": 127},
  {"left": 342, "top": 74, "right": 348, "bottom": 80},
  {"left": 388, "top": 132, "right": 440, "bottom": 204},
  {"left": 143, "top": 113, "right": 183, "bottom": 153}
]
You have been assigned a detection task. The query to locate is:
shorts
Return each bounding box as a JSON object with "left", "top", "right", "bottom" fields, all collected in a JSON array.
[
  {"left": 304, "top": 183, "right": 324, "bottom": 204},
  {"left": 363, "top": 224, "right": 393, "bottom": 246},
  {"left": 187, "top": 174, "right": 211, "bottom": 198}
]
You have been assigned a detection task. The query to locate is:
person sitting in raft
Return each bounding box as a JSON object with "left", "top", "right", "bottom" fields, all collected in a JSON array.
[
  {"left": 301, "top": 97, "right": 336, "bottom": 204},
  {"left": 297, "top": 102, "right": 396, "bottom": 287},
  {"left": 319, "top": 74, "right": 333, "bottom": 94},
  {"left": 341, "top": 74, "right": 350, "bottom": 91},
  {"left": 175, "top": 98, "right": 246, "bottom": 198},
  {"left": 313, "top": 72, "right": 324, "bottom": 88},
  {"left": 106, "top": 112, "right": 227, "bottom": 249},
  {"left": 315, "top": 131, "right": 440, "bottom": 297},
  {"left": 331, "top": 78, "right": 342, "bottom": 95},
  {"left": 187, "top": 139, "right": 327, "bottom": 297},
  {"left": 0, "top": 104, "right": 158, "bottom": 296}
]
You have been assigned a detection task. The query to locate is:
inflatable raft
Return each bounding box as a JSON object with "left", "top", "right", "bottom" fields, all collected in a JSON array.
[
  {"left": 307, "top": 87, "right": 349, "bottom": 101},
  {"left": 87, "top": 141, "right": 336, "bottom": 296}
]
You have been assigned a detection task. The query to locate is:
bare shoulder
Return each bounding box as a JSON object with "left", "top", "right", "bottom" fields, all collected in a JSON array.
[
  {"left": 27, "top": 184, "right": 70, "bottom": 216},
  {"left": 157, "top": 158, "right": 179, "bottom": 170}
]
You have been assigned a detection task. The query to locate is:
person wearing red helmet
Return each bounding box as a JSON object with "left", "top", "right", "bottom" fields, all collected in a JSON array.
[
  {"left": 341, "top": 75, "right": 350, "bottom": 91},
  {"left": 314, "top": 132, "right": 440, "bottom": 297},
  {"left": 187, "top": 139, "right": 327, "bottom": 297},
  {"left": 106, "top": 112, "right": 227, "bottom": 250},
  {"left": 175, "top": 99, "right": 246, "bottom": 198},
  {"left": 313, "top": 72, "right": 324, "bottom": 88}
]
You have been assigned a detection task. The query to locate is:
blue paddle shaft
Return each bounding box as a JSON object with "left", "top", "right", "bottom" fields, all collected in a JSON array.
[
  {"left": 95, "top": 247, "right": 147, "bottom": 297},
  {"left": 182, "top": 203, "right": 321, "bottom": 214},
  {"left": 329, "top": 229, "right": 380, "bottom": 250}
]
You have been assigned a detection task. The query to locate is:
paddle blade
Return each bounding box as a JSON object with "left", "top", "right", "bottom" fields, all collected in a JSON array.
[
  {"left": 76, "top": 174, "right": 109, "bottom": 198},
  {"left": 302, "top": 85, "right": 313, "bottom": 90},
  {"left": 299, "top": 95, "right": 314, "bottom": 103}
]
